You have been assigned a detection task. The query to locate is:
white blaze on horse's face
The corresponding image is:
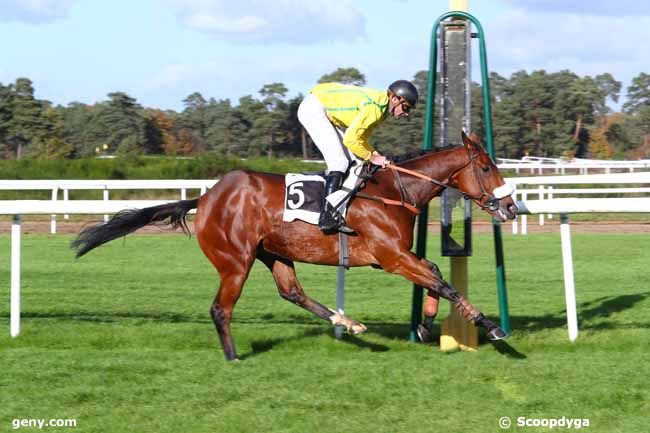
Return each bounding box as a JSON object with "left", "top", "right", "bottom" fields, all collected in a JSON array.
[{"left": 492, "top": 183, "right": 514, "bottom": 200}]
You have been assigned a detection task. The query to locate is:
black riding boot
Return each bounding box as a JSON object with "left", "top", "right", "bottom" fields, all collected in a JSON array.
[{"left": 319, "top": 171, "right": 354, "bottom": 233}]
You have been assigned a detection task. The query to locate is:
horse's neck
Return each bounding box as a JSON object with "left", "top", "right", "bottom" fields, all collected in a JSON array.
[{"left": 398, "top": 146, "right": 466, "bottom": 206}]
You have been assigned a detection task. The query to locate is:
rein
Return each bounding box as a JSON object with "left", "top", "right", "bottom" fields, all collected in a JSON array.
[
  {"left": 380, "top": 147, "right": 500, "bottom": 212},
  {"left": 349, "top": 146, "right": 504, "bottom": 214}
]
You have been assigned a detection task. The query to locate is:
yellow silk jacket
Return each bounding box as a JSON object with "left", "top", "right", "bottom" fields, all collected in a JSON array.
[{"left": 310, "top": 83, "right": 389, "bottom": 160}]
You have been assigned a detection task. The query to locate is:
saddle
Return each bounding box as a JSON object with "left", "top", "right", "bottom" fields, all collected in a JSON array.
[
  {"left": 282, "top": 164, "right": 368, "bottom": 226},
  {"left": 282, "top": 163, "right": 421, "bottom": 226}
]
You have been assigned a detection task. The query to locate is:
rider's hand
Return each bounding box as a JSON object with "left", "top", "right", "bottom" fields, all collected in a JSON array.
[{"left": 370, "top": 151, "right": 390, "bottom": 168}]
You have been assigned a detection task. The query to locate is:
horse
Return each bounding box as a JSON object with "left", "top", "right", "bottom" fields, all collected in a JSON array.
[{"left": 72, "top": 132, "right": 518, "bottom": 361}]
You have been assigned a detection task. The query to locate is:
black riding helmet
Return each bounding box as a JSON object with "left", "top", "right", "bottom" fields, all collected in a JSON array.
[{"left": 388, "top": 80, "right": 419, "bottom": 107}]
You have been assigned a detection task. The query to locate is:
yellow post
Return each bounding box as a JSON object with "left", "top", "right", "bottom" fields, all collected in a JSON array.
[
  {"left": 440, "top": 0, "right": 478, "bottom": 352},
  {"left": 440, "top": 257, "right": 478, "bottom": 351},
  {"left": 450, "top": 0, "right": 468, "bottom": 10}
]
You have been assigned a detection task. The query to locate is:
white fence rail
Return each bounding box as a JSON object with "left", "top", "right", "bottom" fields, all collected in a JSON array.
[
  {"left": 515, "top": 196, "right": 650, "bottom": 342},
  {"left": 506, "top": 172, "right": 650, "bottom": 234},
  {"left": 497, "top": 157, "right": 650, "bottom": 175},
  {"left": 3, "top": 174, "right": 650, "bottom": 342},
  {"left": 2, "top": 200, "right": 189, "bottom": 338},
  {"left": 0, "top": 180, "right": 217, "bottom": 233}
]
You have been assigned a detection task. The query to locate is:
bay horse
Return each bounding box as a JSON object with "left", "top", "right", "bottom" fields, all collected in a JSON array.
[{"left": 72, "top": 132, "right": 518, "bottom": 361}]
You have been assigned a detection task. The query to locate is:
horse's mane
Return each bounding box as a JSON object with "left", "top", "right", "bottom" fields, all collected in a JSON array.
[{"left": 389, "top": 144, "right": 460, "bottom": 163}]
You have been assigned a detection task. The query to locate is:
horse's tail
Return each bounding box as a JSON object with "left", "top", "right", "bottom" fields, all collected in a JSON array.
[{"left": 71, "top": 198, "right": 199, "bottom": 258}]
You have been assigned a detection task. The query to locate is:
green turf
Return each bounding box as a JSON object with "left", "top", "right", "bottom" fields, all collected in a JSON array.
[{"left": 1, "top": 231, "right": 649, "bottom": 432}]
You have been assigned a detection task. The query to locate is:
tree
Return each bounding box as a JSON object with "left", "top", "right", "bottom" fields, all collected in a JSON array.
[
  {"left": 251, "top": 83, "right": 290, "bottom": 158},
  {"left": 231, "top": 95, "right": 266, "bottom": 156},
  {"left": 143, "top": 109, "right": 177, "bottom": 155},
  {"left": 28, "top": 107, "right": 73, "bottom": 159},
  {"left": 182, "top": 92, "right": 207, "bottom": 111},
  {"left": 203, "top": 99, "right": 239, "bottom": 155},
  {"left": 7, "top": 78, "right": 47, "bottom": 159},
  {"left": 0, "top": 83, "right": 14, "bottom": 157},
  {"left": 100, "top": 92, "right": 145, "bottom": 155},
  {"left": 592, "top": 73, "right": 621, "bottom": 116},
  {"left": 59, "top": 102, "right": 95, "bottom": 157},
  {"left": 178, "top": 92, "right": 209, "bottom": 153},
  {"left": 622, "top": 73, "right": 650, "bottom": 114},
  {"left": 317, "top": 67, "right": 366, "bottom": 86}
]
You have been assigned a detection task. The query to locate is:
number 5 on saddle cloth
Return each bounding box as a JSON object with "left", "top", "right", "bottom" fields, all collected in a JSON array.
[{"left": 282, "top": 163, "right": 364, "bottom": 226}]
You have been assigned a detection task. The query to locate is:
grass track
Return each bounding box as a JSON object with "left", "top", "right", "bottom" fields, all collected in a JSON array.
[{"left": 1, "top": 232, "right": 649, "bottom": 432}]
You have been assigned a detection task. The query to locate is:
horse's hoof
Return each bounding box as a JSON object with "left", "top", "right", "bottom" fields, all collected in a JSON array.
[
  {"left": 417, "top": 324, "right": 435, "bottom": 343},
  {"left": 487, "top": 327, "right": 507, "bottom": 341},
  {"left": 350, "top": 323, "right": 367, "bottom": 334}
]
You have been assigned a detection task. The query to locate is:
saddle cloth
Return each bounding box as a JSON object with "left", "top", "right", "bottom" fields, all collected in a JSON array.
[{"left": 282, "top": 165, "right": 363, "bottom": 225}]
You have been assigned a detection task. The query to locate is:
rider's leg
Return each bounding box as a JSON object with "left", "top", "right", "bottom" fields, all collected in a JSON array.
[
  {"left": 297, "top": 94, "right": 353, "bottom": 233},
  {"left": 319, "top": 170, "right": 353, "bottom": 232}
]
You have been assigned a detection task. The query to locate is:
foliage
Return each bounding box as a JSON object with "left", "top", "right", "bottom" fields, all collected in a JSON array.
[
  {"left": 317, "top": 67, "right": 366, "bottom": 86},
  {"left": 0, "top": 69, "right": 648, "bottom": 163},
  {"left": 0, "top": 155, "right": 324, "bottom": 181}
]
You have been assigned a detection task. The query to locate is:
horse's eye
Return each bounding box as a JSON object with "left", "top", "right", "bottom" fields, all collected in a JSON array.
[{"left": 482, "top": 165, "right": 490, "bottom": 173}]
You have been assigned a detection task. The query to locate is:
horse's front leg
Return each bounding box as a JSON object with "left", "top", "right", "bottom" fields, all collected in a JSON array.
[
  {"left": 418, "top": 259, "right": 441, "bottom": 343},
  {"left": 380, "top": 251, "right": 506, "bottom": 341}
]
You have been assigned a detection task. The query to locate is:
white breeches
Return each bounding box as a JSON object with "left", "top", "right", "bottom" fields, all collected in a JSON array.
[{"left": 297, "top": 94, "right": 360, "bottom": 173}]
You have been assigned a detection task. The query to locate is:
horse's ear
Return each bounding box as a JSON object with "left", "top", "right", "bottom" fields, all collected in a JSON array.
[
  {"left": 461, "top": 131, "right": 473, "bottom": 147},
  {"left": 470, "top": 132, "right": 480, "bottom": 143}
]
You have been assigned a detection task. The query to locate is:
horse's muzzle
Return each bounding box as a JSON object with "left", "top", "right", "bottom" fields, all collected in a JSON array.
[{"left": 490, "top": 196, "right": 518, "bottom": 222}]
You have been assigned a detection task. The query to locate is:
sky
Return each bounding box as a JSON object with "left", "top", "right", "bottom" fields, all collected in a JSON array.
[{"left": 1, "top": 0, "right": 648, "bottom": 111}]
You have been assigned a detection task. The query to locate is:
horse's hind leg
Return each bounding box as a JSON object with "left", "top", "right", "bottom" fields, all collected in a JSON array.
[
  {"left": 210, "top": 271, "right": 249, "bottom": 361},
  {"left": 259, "top": 251, "right": 367, "bottom": 334},
  {"left": 203, "top": 246, "right": 256, "bottom": 361}
]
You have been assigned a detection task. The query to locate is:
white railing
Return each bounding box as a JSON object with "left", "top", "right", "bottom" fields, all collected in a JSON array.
[
  {"left": 506, "top": 172, "right": 650, "bottom": 234},
  {"left": 3, "top": 174, "right": 650, "bottom": 342},
  {"left": 0, "top": 180, "right": 217, "bottom": 233},
  {"left": 1, "top": 199, "right": 193, "bottom": 338},
  {"left": 497, "top": 158, "right": 650, "bottom": 175},
  {"left": 515, "top": 196, "right": 650, "bottom": 342}
]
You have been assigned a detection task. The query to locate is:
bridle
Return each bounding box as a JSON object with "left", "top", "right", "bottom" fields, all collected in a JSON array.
[{"left": 387, "top": 145, "right": 507, "bottom": 212}]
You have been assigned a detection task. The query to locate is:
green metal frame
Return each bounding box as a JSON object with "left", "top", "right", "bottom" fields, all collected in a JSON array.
[{"left": 409, "top": 11, "right": 511, "bottom": 342}]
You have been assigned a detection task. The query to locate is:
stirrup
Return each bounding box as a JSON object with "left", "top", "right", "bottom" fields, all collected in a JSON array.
[
  {"left": 319, "top": 212, "right": 354, "bottom": 234},
  {"left": 336, "top": 223, "right": 355, "bottom": 234}
]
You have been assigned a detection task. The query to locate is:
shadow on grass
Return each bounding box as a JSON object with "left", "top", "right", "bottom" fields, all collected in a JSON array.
[
  {"left": 509, "top": 292, "right": 650, "bottom": 332},
  {"left": 489, "top": 340, "right": 527, "bottom": 359},
  {"left": 10, "top": 310, "right": 210, "bottom": 324},
  {"left": 367, "top": 320, "right": 528, "bottom": 359},
  {"left": 240, "top": 326, "right": 391, "bottom": 360}
]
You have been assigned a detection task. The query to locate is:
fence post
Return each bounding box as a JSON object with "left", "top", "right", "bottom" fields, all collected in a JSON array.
[
  {"left": 538, "top": 186, "right": 545, "bottom": 226},
  {"left": 11, "top": 215, "right": 21, "bottom": 338},
  {"left": 521, "top": 192, "right": 528, "bottom": 235},
  {"left": 51, "top": 187, "right": 58, "bottom": 234},
  {"left": 63, "top": 188, "right": 70, "bottom": 220},
  {"left": 103, "top": 188, "right": 109, "bottom": 222},
  {"left": 512, "top": 190, "right": 518, "bottom": 234},
  {"left": 560, "top": 214, "right": 578, "bottom": 342}
]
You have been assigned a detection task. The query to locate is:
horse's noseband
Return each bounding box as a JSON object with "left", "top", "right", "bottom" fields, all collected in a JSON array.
[
  {"left": 461, "top": 192, "right": 499, "bottom": 211},
  {"left": 479, "top": 183, "right": 514, "bottom": 212},
  {"left": 486, "top": 197, "right": 500, "bottom": 211}
]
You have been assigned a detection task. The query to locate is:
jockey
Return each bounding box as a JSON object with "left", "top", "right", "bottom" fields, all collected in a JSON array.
[{"left": 297, "top": 79, "right": 419, "bottom": 233}]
